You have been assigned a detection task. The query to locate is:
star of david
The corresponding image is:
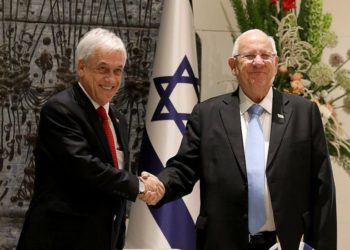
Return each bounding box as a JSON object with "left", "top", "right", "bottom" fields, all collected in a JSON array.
[{"left": 152, "top": 55, "right": 199, "bottom": 134}]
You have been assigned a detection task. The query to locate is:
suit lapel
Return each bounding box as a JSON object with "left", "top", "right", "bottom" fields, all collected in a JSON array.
[
  {"left": 266, "top": 89, "right": 292, "bottom": 170},
  {"left": 109, "top": 108, "right": 126, "bottom": 150},
  {"left": 219, "top": 91, "right": 247, "bottom": 177},
  {"left": 109, "top": 107, "right": 129, "bottom": 170},
  {"left": 72, "top": 84, "right": 113, "bottom": 165}
]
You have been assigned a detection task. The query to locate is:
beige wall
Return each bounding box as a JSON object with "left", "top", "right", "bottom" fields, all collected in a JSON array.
[
  {"left": 193, "top": 0, "right": 350, "bottom": 249},
  {"left": 323, "top": 2, "right": 350, "bottom": 249}
]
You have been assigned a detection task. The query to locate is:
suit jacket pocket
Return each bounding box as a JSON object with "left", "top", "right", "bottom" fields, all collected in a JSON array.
[
  {"left": 46, "top": 201, "right": 89, "bottom": 236},
  {"left": 47, "top": 200, "right": 88, "bottom": 217}
]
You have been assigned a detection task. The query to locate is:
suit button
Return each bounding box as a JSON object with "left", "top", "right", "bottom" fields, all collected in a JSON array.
[{"left": 243, "top": 213, "right": 248, "bottom": 220}]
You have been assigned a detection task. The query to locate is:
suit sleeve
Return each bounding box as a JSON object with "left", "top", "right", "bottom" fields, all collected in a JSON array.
[
  {"left": 157, "top": 104, "right": 201, "bottom": 205},
  {"left": 306, "top": 102, "right": 337, "bottom": 249},
  {"left": 35, "top": 99, "right": 139, "bottom": 201}
]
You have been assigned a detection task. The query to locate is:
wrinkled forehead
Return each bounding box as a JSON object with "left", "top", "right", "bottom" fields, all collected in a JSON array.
[
  {"left": 238, "top": 34, "right": 273, "bottom": 53},
  {"left": 87, "top": 47, "right": 125, "bottom": 64}
]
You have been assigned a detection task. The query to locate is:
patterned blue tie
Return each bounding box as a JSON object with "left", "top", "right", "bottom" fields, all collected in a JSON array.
[{"left": 246, "top": 104, "right": 266, "bottom": 235}]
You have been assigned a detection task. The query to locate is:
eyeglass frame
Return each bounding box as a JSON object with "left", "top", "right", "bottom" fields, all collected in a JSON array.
[{"left": 233, "top": 53, "right": 277, "bottom": 62}]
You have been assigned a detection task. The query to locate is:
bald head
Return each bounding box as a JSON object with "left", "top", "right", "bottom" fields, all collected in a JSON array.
[{"left": 232, "top": 29, "right": 277, "bottom": 57}]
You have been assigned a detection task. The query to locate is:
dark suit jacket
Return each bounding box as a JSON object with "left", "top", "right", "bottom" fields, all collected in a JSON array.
[
  {"left": 157, "top": 88, "right": 337, "bottom": 250},
  {"left": 17, "top": 83, "right": 139, "bottom": 250}
]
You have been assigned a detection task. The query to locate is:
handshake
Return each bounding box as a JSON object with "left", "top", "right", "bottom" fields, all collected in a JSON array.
[{"left": 138, "top": 171, "right": 165, "bottom": 205}]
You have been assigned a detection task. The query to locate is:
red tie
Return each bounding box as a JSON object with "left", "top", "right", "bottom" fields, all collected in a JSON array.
[{"left": 96, "top": 106, "right": 119, "bottom": 169}]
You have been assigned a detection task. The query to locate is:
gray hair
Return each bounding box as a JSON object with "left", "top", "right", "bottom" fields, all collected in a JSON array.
[
  {"left": 231, "top": 29, "right": 277, "bottom": 56},
  {"left": 75, "top": 28, "right": 127, "bottom": 69}
]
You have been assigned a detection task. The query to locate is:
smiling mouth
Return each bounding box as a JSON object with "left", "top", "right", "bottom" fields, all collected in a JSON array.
[{"left": 101, "top": 85, "right": 114, "bottom": 90}]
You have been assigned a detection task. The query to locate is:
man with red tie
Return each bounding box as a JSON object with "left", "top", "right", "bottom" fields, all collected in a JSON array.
[{"left": 17, "top": 28, "right": 163, "bottom": 250}]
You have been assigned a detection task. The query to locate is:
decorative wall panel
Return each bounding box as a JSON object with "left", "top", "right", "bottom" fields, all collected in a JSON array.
[{"left": 0, "top": 0, "right": 162, "bottom": 248}]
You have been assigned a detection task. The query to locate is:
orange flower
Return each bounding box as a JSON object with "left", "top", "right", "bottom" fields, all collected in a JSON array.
[
  {"left": 326, "top": 103, "right": 337, "bottom": 118},
  {"left": 291, "top": 80, "right": 304, "bottom": 94},
  {"left": 290, "top": 72, "right": 303, "bottom": 81},
  {"left": 279, "top": 65, "right": 288, "bottom": 73}
]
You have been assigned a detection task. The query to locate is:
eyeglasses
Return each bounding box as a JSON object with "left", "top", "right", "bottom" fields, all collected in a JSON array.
[{"left": 234, "top": 53, "right": 276, "bottom": 62}]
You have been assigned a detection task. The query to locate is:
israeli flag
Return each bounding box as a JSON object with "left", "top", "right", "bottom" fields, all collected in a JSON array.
[{"left": 125, "top": 0, "right": 200, "bottom": 249}]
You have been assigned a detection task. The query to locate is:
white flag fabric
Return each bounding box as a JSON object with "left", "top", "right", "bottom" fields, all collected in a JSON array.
[{"left": 125, "top": 0, "right": 200, "bottom": 249}]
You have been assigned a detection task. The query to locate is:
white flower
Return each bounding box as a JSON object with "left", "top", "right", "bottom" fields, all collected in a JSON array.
[
  {"left": 308, "top": 63, "right": 334, "bottom": 86},
  {"left": 318, "top": 104, "right": 332, "bottom": 125},
  {"left": 335, "top": 69, "right": 350, "bottom": 91},
  {"left": 301, "top": 79, "right": 311, "bottom": 88}
]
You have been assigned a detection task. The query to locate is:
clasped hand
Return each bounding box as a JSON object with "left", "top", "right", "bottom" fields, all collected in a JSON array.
[{"left": 137, "top": 171, "right": 165, "bottom": 205}]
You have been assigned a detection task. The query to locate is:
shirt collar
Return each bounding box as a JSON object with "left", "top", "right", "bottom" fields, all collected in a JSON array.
[
  {"left": 239, "top": 87, "right": 273, "bottom": 114},
  {"left": 78, "top": 82, "right": 110, "bottom": 113}
]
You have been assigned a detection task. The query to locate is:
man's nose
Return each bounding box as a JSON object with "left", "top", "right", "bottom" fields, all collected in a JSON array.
[
  {"left": 105, "top": 72, "right": 119, "bottom": 83},
  {"left": 253, "top": 55, "right": 265, "bottom": 63}
]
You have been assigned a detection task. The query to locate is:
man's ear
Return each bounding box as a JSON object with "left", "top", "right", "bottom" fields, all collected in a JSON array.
[
  {"left": 228, "top": 57, "right": 237, "bottom": 75},
  {"left": 273, "top": 56, "right": 279, "bottom": 74},
  {"left": 77, "top": 60, "right": 86, "bottom": 78}
]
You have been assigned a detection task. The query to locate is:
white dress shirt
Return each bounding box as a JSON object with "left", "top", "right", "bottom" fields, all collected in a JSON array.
[
  {"left": 239, "top": 87, "right": 276, "bottom": 232},
  {"left": 78, "top": 82, "right": 124, "bottom": 169}
]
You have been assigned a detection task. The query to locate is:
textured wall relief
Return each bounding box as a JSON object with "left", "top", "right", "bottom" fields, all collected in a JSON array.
[{"left": 0, "top": 0, "right": 162, "bottom": 248}]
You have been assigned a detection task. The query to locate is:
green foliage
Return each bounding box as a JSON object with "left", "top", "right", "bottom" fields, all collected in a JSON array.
[
  {"left": 297, "top": 0, "right": 333, "bottom": 63},
  {"left": 230, "top": 0, "right": 276, "bottom": 35},
  {"left": 230, "top": 0, "right": 249, "bottom": 32},
  {"left": 230, "top": 0, "right": 350, "bottom": 175},
  {"left": 297, "top": 0, "right": 311, "bottom": 37}
]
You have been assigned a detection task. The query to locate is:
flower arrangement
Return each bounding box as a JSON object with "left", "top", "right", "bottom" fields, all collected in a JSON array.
[{"left": 230, "top": 0, "right": 350, "bottom": 173}]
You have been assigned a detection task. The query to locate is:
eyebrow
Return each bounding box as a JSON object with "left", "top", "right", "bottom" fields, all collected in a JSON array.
[
  {"left": 96, "top": 61, "right": 123, "bottom": 68},
  {"left": 239, "top": 51, "right": 274, "bottom": 54}
]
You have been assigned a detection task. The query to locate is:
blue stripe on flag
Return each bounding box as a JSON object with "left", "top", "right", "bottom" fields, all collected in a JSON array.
[
  {"left": 302, "top": 243, "right": 314, "bottom": 250},
  {"left": 139, "top": 129, "right": 196, "bottom": 250}
]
